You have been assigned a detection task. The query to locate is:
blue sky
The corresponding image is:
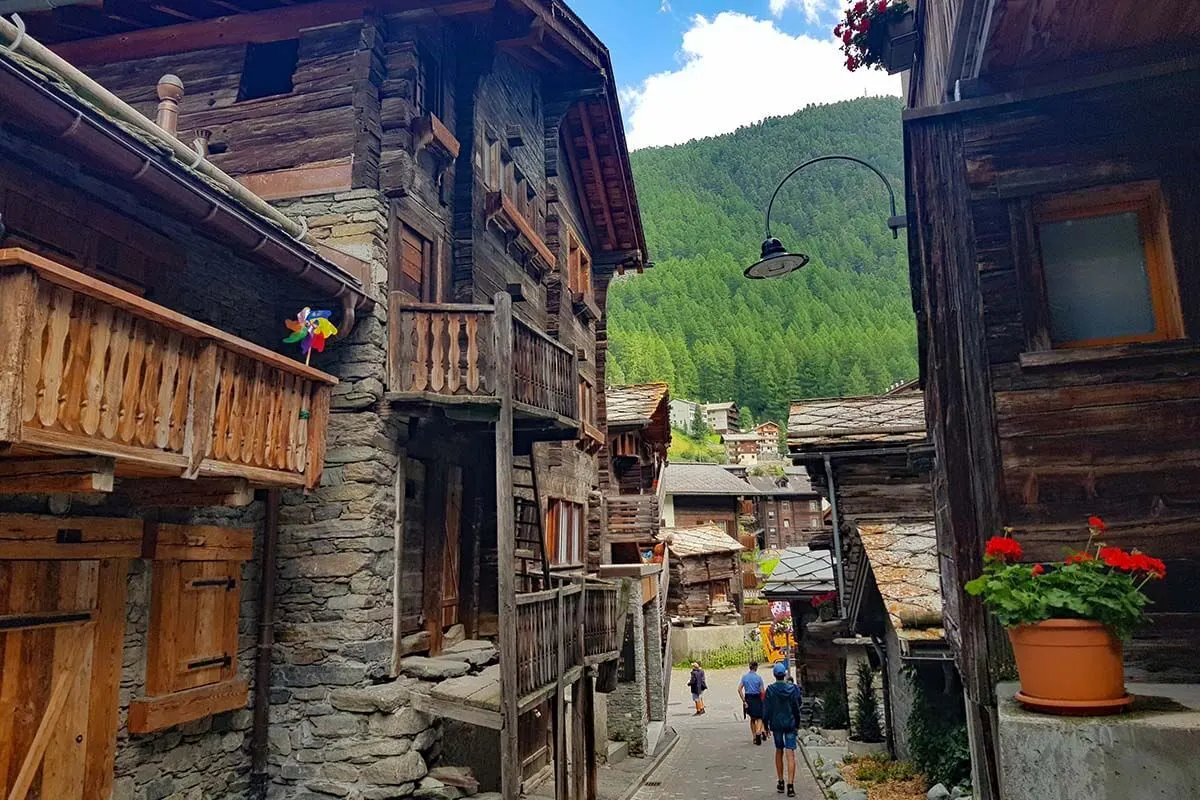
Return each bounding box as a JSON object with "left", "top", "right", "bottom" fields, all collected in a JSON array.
[{"left": 569, "top": 0, "right": 900, "bottom": 150}]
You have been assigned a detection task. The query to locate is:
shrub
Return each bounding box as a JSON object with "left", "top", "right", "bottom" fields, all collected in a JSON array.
[
  {"left": 819, "top": 672, "right": 849, "bottom": 729},
  {"left": 851, "top": 754, "right": 918, "bottom": 785},
  {"left": 673, "top": 639, "right": 766, "bottom": 670},
  {"left": 905, "top": 670, "right": 971, "bottom": 789},
  {"left": 851, "top": 661, "right": 883, "bottom": 743}
]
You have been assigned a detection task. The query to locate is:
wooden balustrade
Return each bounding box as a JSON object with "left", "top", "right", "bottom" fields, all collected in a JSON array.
[
  {"left": 605, "top": 494, "right": 661, "bottom": 540},
  {"left": 388, "top": 292, "right": 579, "bottom": 425},
  {"left": 511, "top": 318, "right": 577, "bottom": 421},
  {"left": 0, "top": 249, "right": 334, "bottom": 488},
  {"left": 584, "top": 581, "right": 621, "bottom": 660},
  {"left": 516, "top": 587, "right": 563, "bottom": 698}
]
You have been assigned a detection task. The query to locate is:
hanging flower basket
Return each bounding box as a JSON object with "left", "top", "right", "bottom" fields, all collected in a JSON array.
[
  {"left": 965, "top": 517, "right": 1165, "bottom": 715},
  {"left": 836, "top": 0, "right": 917, "bottom": 74}
]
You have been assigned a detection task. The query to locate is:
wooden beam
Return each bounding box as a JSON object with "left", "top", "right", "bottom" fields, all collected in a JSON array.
[
  {"left": 494, "top": 292, "right": 520, "bottom": 800},
  {"left": 236, "top": 158, "right": 353, "bottom": 202},
  {"left": 576, "top": 107, "right": 617, "bottom": 250},
  {"left": 391, "top": 449, "right": 408, "bottom": 677},
  {"left": 127, "top": 678, "right": 249, "bottom": 734},
  {"left": 51, "top": 0, "right": 493, "bottom": 65},
  {"left": 143, "top": 522, "right": 254, "bottom": 561},
  {"left": 0, "top": 514, "right": 142, "bottom": 559},
  {"left": 0, "top": 456, "right": 115, "bottom": 494},
  {"left": 0, "top": 269, "right": 36, "bottom": 443},
  {"left": 118, "top": 477, "right": 255, "bottom": 507}
]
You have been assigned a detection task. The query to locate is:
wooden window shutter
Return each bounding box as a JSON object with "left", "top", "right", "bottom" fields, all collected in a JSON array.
[
  {"left": 130, "top": 524, "right": 251, "bottom": 734},
  {"left": 398, "top": 224, "right": 429, "bottom": 301}
]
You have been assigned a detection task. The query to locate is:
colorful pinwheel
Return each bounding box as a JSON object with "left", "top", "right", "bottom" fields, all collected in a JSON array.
[{"left": 284, "top": 307, "right": 338, "bottom": 364}]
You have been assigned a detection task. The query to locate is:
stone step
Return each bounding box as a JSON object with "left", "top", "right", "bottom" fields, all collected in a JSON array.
[{"left": 606, "top": 740, "right": 628, "bottom": 765}]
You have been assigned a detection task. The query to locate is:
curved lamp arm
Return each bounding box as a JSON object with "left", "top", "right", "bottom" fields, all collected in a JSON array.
[{"left": 763, "top": 154, "right": 903, "bottom": 239}]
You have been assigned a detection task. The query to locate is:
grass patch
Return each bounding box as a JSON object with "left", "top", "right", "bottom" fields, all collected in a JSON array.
[
  {"left": 840, "top": 754, "right": 926, "bottom": 798},
  {"left": 759, "top": 557, "right": 780, "bottom": 577},
  {"left": 673, "top": 639, "right": 766, "bottom": 670}
]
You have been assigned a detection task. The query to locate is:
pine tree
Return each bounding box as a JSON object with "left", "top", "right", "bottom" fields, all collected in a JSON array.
[
  {"left": 690, "top": 405, "right": 710, "bottom": 438},
  {"left": 852, "top": 661, "right": 884, "bottom": 743}
]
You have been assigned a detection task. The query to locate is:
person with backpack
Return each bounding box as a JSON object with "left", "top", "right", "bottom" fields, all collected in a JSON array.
[
  {"left": 762, "top": 663, "right": 803, "bottom": 796},
  {"left": 687, "top": 661, "right": 707, "bottom": 715}
]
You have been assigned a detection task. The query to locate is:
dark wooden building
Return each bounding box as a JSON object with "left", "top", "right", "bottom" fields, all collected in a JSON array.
[
  {"left": 1, "top": 0, "right": 644, "bottom": 797},
  {"left": 661, "top": 462, "right": 749, "bottom": 539},
  {"left": 904, "top": 3, "right": 1200, "bottom": 795},
  {"left": 746, "top": 467, "right": 824, "bottom": 550},
  {"left": 602, "top": 382, "right": 670, "bottom": 564},
  {"left": 658, "top": 525, "right": 744, "bottom": 620}
]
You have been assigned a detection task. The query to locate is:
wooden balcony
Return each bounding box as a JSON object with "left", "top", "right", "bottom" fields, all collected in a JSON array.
[
  {"left": 604, "top": 493, "right": 662, "bottom": 542},
  {"left": 0, "top": 249, "right": 334, "bottom": 490},
  {"left": 387, "top": 292, "right": 579, "bottom": 432}
]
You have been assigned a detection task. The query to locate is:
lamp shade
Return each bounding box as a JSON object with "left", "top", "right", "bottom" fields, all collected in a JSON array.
[{"left": 745, "top": 237, "right": 809, "bottom": 279}]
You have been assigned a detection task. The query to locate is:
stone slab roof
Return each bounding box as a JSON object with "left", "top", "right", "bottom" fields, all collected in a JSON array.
[
  {"left": 662, "top": 462, "right": 753, "bottom": 496},
  {"left": 606, "top": 383, "right": 669, "bottom": 426},
  {"left": 788, "top": 390, "right": 926, "bottom": 451},
  {"left": 761, "top": 546, "right": 836, "bottom": 597},
  {"left": 746, "top": 469, "right": 816, "bottom": 497},
  {"left": 857, "top": 522, "right": 943, "bottom": 639},
  {"left": 658, "top": 524, "right": 743, "bottom": 557}
]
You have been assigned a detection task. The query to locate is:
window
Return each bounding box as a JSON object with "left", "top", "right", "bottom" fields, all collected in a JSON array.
[
  {"left": 395, "top": 222, "right": 434, "bottom": 301},
  {"left": 782, "top": 501, "right": 791, "bottom": 511},
  {"left": 810, "top": 501, "right": 820, "bottom": 512},
  {"left": 1032, "top": 182, "right": 1182, "bottom": 348},
  {"left": 416, "top": 47, "right": 444, "bottom": 119},
  {"left": 767, "top": 509, "right": 775, "bottom": 519},
  {"left": 480, "top": 133, "right": 502, "bottom": 191},
  {"left": 567, "top": 228, "right": 592, "bottom": 299},
  {"left": 238, "top": 39, "right": 299, "bottom": 101},
  {"left": 783, "top": 519, "right": 790, "bottom": 529},
  {"left": 545, "top": 499, "right": 585, "bottom": 566},
  {"left": 579, "top": 378, "right": 597, "bottom": 429}
]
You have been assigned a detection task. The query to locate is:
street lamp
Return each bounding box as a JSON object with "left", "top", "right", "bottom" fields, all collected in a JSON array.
[{"left": 745, "top": 154, "right": 907, "bottom": 280}]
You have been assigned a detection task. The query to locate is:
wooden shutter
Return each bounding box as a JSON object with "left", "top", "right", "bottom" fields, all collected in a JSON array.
[
  {"left": 130, "top": 524, "right": 251, "bottom": 733},
  {"left": 399, "top": 225, "right": 428, "bottom": 300},
  {"left": 0, "top": 558, "right": 127, "bottom": 800}
]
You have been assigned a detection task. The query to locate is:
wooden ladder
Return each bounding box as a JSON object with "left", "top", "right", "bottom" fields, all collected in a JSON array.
[{"left": 512, "top": 452, "right": 551, "bottom": 591}]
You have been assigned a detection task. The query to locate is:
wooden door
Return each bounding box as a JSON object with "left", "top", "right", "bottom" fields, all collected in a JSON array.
[
  {"left": 441, "top": 466, "right": 463, "bottom": 628},
  {"left": 0, "top": 559, "right": 126, "bottom": 800}
]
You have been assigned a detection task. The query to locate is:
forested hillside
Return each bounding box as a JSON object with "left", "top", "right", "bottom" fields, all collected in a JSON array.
[{"left": 606, "top": 97, "right": 917, "bottom": 424}]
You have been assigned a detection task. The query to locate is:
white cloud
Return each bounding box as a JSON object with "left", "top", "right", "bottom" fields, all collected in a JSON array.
[
  {"left": 770, "top": 0, "right": 837, "bottom": 24},
  {"left": 659, "top": 0, "right": 671, "bottom": 12},
  {"left": 620, "top": 12, "right": 899, "bottom": 150}
]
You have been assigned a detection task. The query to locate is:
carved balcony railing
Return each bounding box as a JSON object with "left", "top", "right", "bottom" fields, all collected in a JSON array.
[
  {"left": 388, "top": 292, "right": 579, "bottom": 428},
  {"left": 0, "top": 249, "right": 334, "bottom": 489}
]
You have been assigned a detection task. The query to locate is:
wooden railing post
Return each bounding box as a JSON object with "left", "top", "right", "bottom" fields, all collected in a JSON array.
[
  {"left": 183, "top": 342, "right": 219, "bottom": 479},
  {"left": 494, "top": 291, "right": 520, "bottom": 800},
  {"left": 554, "top": 586, "right": 568, "bottom": 800},
  {"left": 0, "top": 268, "right": 36, "bottom": 443}
]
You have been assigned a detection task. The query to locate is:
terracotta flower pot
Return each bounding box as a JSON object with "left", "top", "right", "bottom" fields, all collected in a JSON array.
[{"left": 1007, "top": 619, "right": 1132, "bottom": 715}]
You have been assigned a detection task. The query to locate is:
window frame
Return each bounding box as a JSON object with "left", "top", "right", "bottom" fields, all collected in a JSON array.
[
  {"left": 415, "top": 46, "right": 445, "bottom": 120},
  {"left": 1022, "top": 181, "right": 1184, "bottom": 351},
  {"left": 390, "top": 199, "right": 445, "bottom": 304}
]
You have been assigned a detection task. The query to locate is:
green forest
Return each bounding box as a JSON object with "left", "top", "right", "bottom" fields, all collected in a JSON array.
[{"left": 606, "top": 96, "right": 917, "bottom": 424}]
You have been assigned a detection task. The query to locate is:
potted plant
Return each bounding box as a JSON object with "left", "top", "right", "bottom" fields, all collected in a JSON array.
[
  {"left": 848, "top": 661, "right": 887, "bottom": 755},
  {"left": 811, "top": 590, "right": 838, "bottom": 622},
  {"left": 835, "top": 0, "right": 917, "bottom": 74},
  {"left": 965, "top": 517, "right": 1165, "bottom": 715}
]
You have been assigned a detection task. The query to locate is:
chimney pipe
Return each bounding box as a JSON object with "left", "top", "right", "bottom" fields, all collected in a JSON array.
[{"left": 155, "top": 74, "right": 184, "bottom": 136}]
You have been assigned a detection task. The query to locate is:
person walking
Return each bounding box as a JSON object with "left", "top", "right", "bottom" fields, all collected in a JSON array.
[
  {"left": 688, "top": 661, "right": 707, "bottom": 715},
  {"left": 763, "top": 663, "right": 803, "bottom": 796},
  {"left": 738, "top": 661, "right": 766, "bottom": 744}
]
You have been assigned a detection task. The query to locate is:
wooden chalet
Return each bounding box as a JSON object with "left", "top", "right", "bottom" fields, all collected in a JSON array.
[
  {"left": 0, "top": 28, "right": 371, "bottom": 800},
  {"left": 745, "top": 468, "right": 823, "bottom": 550},
  {"left": 657, "top": 525, "right": 744, "bottom": 621},
  {"left": 905, "top": 1, "right": 1200, "bottom": 795},
  {"left": 601, "top": 382, "right": 669, "bottom": 564},
  {"left": 789, "top": 388, "right": 952, "bottom": 757},
  {"left": 660, "top": 462, "right": 749, "bottom": 539},
  {"left": 1, "top": 0, "right": 645, "bottom": 797}
]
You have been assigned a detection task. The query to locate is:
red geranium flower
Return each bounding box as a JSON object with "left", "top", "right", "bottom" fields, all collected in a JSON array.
[
  {"left": 877, "top": 0, "right": 889, "bottom": 9},
  {"left": 1088, "top": 515, "right": 1107, "bottom": 532},
  {"left": 856, "top": 16, "right": 871, "bottom": 32},
  {"left": 1129, "top": 552, "right": 1167, "bottom": 580},
  {"left": 1031, "top": 564, "right": 1045, "bottom": 577},
  {"left": 842, "top": 29, "right": 853, "bottom": 44},
  {"left": 853, "top": 0, "right": 868, "bottom": 12},
  {"left": 1099, "top": 546, "right": 1135, "bottom": 571},
  {"left": 984, "top": 536, "right": 1022, "bottom": 562},
  {"left": 845, "top": 55, "right": 858, "bottom": 70},
  {"left": 1064, "top": 552, "right": 1094, "bottom": 565},
  {"left": 834, "top": 24, "right": 843, "bottom": 36}
]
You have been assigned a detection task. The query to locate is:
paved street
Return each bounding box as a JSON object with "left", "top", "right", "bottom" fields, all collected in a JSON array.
[{"left": 629, "top": 668, "right": 824, "bottom": 800}]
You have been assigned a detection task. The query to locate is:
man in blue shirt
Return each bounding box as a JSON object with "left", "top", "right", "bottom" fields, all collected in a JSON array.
[
  {"left": 762, "top": 663, "right": 803, "bottom": 796},
  {"left": 737, "top": 661, "right": 766, "bottom": 744}
]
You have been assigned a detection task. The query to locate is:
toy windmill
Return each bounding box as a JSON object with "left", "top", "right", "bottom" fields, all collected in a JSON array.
[{"left": 284, "top": 307, "right": 338, "bottom": 366}]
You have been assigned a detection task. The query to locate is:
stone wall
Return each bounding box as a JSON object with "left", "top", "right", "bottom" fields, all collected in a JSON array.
[
  {"left": 884, "top": 626, "right": 916, "bottom": 758},
  {"left": 607, "top": 581, "right": 648, "bottom": 755},
  {"left": 645, "top": 600, "right": 666, "bottom": 723}
]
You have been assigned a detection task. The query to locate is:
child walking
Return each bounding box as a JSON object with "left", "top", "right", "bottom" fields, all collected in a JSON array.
[{"left": 688, "top": 661, "right": 707, "bottom": 715}]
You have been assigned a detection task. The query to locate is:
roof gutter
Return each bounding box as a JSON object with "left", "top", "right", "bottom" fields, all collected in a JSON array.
[{"left": 0, "top": 15, "right": 372, "bottom": 314}]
